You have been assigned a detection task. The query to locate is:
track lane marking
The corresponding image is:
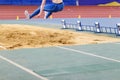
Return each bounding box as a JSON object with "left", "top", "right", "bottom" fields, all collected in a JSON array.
[
  {"left": 0, "top": 55, "right": 48, "bottom": 80},
  {"left": 56, "top": 46, "right": 120, "bottom": 63}
]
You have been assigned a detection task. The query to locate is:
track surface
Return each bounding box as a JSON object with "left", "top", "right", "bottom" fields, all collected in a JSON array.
[{"left": 1, "top": 5, "right": 120, "bottom": 19}]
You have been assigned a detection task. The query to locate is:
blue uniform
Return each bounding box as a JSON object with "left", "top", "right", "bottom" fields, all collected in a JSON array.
[{"left": 30, "top": 2, "right": 64, "bottom": 19}]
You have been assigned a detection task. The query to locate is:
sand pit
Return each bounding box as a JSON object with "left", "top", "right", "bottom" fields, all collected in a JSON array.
[{"left": 0, "top": 24, "right": 119, "bottom": 50}]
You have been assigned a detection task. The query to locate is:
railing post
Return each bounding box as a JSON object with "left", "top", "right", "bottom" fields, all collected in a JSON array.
[
  {"left": 116, "top": 23, "right": 120, "bottom": 36},
  {"left": 94, "top": 22, "right": 101, "bottom": 33},
  {"left": 61, "top": 20, "right": 67, "bottom": 29},
  {"left": 76, "top": 21, "right": 82, "bottom": 31}
]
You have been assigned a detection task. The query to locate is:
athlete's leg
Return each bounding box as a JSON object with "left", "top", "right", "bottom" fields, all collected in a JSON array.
[
  {"left": 29, "top": 7, "right": 40, "bottom": 19},
  {"left": 43, "top": 4, "right": 55, "bottom": 19},
  {"left": 25, "top": 7, "right": 40, "bottom": 19},
  {"left": 44, "top": 11, "right": 52, "bottom": 19},
  {"left": 25, "top": 3, "right": 64, "bottom": 19},
  {"left": 43, "top": 3, "right": 64, "bottom": 19},
  {"left": 28, "top": 4, "right": 55, "bottom": 19}
]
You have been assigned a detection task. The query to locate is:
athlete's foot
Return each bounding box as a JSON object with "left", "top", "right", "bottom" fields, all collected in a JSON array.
[{"left": 24, "top": 10, "right": 30, "bottom": 19}]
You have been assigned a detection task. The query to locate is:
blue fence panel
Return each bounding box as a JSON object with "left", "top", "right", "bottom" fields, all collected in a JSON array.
[
  {"left": 0, "top": 0, "right": 76, "bottom": 5},
  {"left": 78, "top": 0, "right": 120, "bottom": 5},
  {"left": 117, "top": 0, "right": 120, "bottom": 2},
  {"left": 64, "top": 0, "right": 76, "bottom": 5},
  {"left": 1, "top": 0, "right": 120, "bottom": 5},
  {"left": 22, "top": 0, "right": 41, "bottom": 5},
  {"left": 0, "top": 0, "right": 12, "bottom": 5}
]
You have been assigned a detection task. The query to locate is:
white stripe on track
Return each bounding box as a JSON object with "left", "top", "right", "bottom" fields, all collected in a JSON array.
[
  {"left": 0, "top": 55, "right": 48, "bottom": 80},
  {"left": 56, "top": 46, "right": 120, "bottom": 63}
]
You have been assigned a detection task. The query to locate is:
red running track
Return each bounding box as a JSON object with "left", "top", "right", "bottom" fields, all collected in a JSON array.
[{"left": 0, "top": 5, "right": 120, "bottom": 19}]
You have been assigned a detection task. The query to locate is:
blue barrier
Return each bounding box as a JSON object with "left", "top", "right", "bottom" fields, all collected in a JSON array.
[
  {"left": 1, "top": 0, "right": 120, "bottom": 5},
  {"left": 0, "top": 0, "right": 76, "bottom": 5},
  {"left": 61, "top": 20, "right": 120, "bottom": 36}
]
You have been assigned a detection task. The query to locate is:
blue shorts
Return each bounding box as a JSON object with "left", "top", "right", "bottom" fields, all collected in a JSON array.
[{"left": 44, "top": 3, "right": 64, "bottom": 12}]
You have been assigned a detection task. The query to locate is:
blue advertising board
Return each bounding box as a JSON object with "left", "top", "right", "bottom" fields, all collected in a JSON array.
[
  {"left": 79, "top": 0, "right": 120, "bottom": 5},
  {"left": 0, "top": 0, "right": 120, "bottom": 5},
  {"left": 0, "top": 0, "right": 76, "bottom": 5}
]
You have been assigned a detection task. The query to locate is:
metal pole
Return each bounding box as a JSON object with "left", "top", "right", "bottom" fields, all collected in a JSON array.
[
  {"left": 76, "top": 21, "right": 82, "bottom": 31},
  {"left": 94, "top": 22, "right": 101, "bottom": 33},
  {"left": 61, "top": 20, "right": 67, "bottom": 29},
  {"left": 116, "top": 23, "right": 120, "bottom": 36}
]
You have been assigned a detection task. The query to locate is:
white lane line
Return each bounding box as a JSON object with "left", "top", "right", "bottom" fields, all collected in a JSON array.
[
  {"left": 0, "top": 55, "right": 48, "bottom": 80},
  {"left": 56, "top": 46, "right": 120, "bottom": 63}
]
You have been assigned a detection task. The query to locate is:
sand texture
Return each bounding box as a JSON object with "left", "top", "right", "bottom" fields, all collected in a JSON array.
[{"left": 0, "top": 24, "right": 119, "bottom": 50}]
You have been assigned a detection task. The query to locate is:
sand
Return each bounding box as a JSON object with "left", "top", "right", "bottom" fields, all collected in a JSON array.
[{"left": 0, "top": 24, "right": 119, "bottom": 50}]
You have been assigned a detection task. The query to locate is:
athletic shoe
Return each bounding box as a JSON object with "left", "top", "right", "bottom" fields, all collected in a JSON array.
[{"left": 24, "top": 10, "right": 30, "bottom": 19}]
